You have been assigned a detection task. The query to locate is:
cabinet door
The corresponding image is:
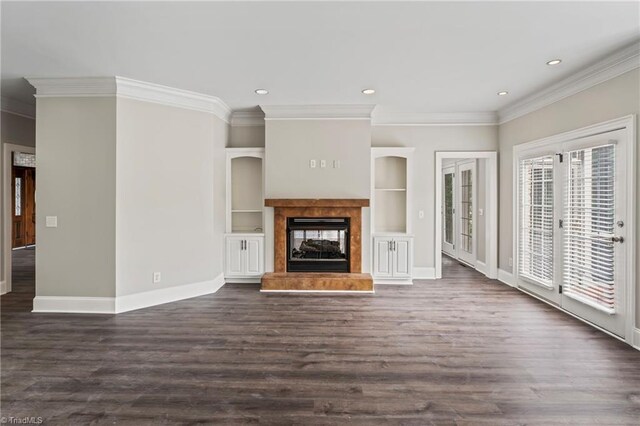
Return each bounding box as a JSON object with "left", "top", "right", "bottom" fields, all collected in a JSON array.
[
  {"left": 393, "top": 238, "right": 412, "bottom": 278},
  {"left": 373, "top": 237, "right": 393, "bottom": 278},
  {"left": 245, "top": 237, "right": 264, "bottom": 276},
  {"left": 225, "top": 237, "right": 245, "bottom": 276}
]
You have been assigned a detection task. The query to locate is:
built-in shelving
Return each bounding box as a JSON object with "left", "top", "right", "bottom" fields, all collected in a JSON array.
[
  {"left": 226, "top": 148, "right": 265, "bottom": 234},
  {"left": 371, "top": 148, "right": 413, "bottom": 234}
]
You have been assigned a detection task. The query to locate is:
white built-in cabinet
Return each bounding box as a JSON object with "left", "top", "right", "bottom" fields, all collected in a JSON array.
[
  {"left": 371, "top": 148, "right": 415, "bottom": 284},
  {"left": 225, "top": 148, "right": 265, "bottom": 282}
]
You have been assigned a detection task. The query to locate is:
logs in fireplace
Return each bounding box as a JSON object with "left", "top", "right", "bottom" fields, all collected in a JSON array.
[{"left": 286, "top": 217, "right": 350, "bottom": 272}]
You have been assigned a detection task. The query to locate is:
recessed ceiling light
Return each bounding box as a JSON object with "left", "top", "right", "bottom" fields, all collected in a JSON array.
[
  {"left": 546, "top": 59, "right": 562, "bottom": 66},
  {"left": 497, "top": 91, "right": 509, "bottom": 96},
  {"left": 362, "top": 88, "right": 376, "bottom": 95},
  {"left": 254, "top": 89, "right": 269, "bottom": 95}
]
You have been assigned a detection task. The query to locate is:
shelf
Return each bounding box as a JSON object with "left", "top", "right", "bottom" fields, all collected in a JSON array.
[
  {"left": 375, "top": 188, "right": 406, "bottom": 192},
  {"left": 232, "top": 209, "right": 263, "bottom": 213}
]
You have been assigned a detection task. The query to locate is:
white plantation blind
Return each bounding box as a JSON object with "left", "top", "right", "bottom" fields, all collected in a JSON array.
[
  {"left": 563, "top": 144, "right": 616, "bottom": 313},
  {"left": 519, "top": 156, "right": 554, "bottom": 286}
]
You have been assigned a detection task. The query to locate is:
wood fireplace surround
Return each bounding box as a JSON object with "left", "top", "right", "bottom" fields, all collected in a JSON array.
[{"left": 260, "top": 199, "right": 374, "bottom": 292}]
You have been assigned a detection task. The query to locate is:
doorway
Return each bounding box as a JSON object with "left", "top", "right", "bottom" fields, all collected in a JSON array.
[
  {"left": 435, "top": 152, "right": 498, "bottom": 280},
  {"left": 2, "top": 145, "right": 36, "bottom": 295}
]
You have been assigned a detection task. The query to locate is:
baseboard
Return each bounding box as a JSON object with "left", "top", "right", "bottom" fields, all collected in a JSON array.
[
  {"left": 413, "top": 267, "right": 436, "bottom": 280},
  {"left": 115, "top": 273, "right": 226, "bottom": 313},
  {"left": 32, "top": 273, "right": 226, "bottom": 314},
  {"left": 260, "top": 289, "right": 375, "bottom": 294},
  {"left": 475, "top": 261, "right": 487, "bottom": 276},
  {"left": 225, "top": 277, "right": 262, "bottom": 284},
  {"left": 0, "top": 280, "right": 7, "bottom": 295},
  {"left": 497, "top": 268, "right": 516, "bottom": 287},
  {"left": 33, "top": 296, "right": 116, "bottom": 314},
  {"left": 634, "top": 328, "right": 640, "bottom": 351}
]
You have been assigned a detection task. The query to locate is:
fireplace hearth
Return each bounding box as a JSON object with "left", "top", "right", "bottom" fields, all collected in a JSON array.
[{"left": 287, "top": 218, "right": 350, "bottom": 272}]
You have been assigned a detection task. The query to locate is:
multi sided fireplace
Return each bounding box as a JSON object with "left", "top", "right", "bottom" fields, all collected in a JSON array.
[{"left": 286, "top": 217, "right": 350, "bottom": 272}]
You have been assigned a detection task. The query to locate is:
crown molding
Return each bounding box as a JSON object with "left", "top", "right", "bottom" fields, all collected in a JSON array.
[
  {"left": 231, "top": 111, "right": 265, "bottom": 127},
  {"left": 372, "top": 111, "right": 498, "bottom": 126},
  {"left": 1, "top": 96, "right": 36, "bottom": 119},
  {"left": 25, "top": 76, "right": 232, "bottom": 122},
  {"left": 498, "top": 41, "right": 640, "bottom": 124},
  {"left": 260, "top": 104, "right": 375, "bottom": 120}
]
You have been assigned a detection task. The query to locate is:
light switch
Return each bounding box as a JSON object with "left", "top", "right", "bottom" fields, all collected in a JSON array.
[
  {"left": 478, "top": 208, "right": 484, "bottom": 216},
  {"left": 320, "top": 160, "right": 326, "bottom": 168},
  {"left": 309, "top": 160, "right": 316, "bottom": 168},
  {"left": 46, "top": 216, "right": 58, "bottom": 228},
  {"left": 333, "top": 160, "right": 341, "bottom": 169},
  {"left": 418, "top": 210, "right": 425, "bottom": 219}
]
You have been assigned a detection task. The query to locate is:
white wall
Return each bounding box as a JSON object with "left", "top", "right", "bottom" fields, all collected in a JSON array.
[
  {"left": 35, "top": 97, "right": 117, "bottom": 297},
  {"left": 1, "top": 111, "right": 36, "bottom": 287},
  {"left": 372, "top": 125, "right": 498, "bottom": 270},
  {"left": 115, "top": 98, "right": 226, "bottom": 297},
  {"left": 265, "top": 120, "right": 371, "bottom": 198},
  {"left": 498, "top": 68, "right": 640, "bottom": 325}
]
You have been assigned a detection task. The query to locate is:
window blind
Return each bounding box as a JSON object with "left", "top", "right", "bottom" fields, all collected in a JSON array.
[
  {"left": 563, "top": 144, "right": 616, "bottom": 313},
  {"left": 519, "top": 156, "right": 554, "bottom": 287}
]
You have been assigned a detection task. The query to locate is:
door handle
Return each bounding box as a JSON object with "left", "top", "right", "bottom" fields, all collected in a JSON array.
[{"left": 611, "top": 236, "right": 624, "bottom": 243}]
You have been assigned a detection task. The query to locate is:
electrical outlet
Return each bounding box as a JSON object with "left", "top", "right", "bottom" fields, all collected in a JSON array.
[
  {"left": 418, "top": 210, "right": 425, "bottom": 219},
  {"left": 320, "top": 160, "right": 326, "bottom": 168},
  {"left": 508, "top": 257, "right": 513, "bottom": 267},
  {"left": 478, "top": 208, "right": 484, "bottom": 216},
  {"left": 309, "top": 159, "right": 316, "bottom": 168},
  {"left": 333, "top": 160, "right": 341, "bottom": 168},
  {"left": 153, "top": 272, "right": 161, "bottom": 283}
]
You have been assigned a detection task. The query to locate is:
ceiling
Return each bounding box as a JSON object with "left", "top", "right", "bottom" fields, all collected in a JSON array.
[{"left": 2, "top": 1, "right": 639, "bottom": 117}]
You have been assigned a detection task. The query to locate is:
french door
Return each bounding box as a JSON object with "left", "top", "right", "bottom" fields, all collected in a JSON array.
[
  {"left": 442, "top": 166, "right": 456, "bottom": 257},
  {"left": 457, "top": 161, "right": 476, "bottom": 266},
  {"left": 517, "top": 128, "right": 628, "bottom": 337}
]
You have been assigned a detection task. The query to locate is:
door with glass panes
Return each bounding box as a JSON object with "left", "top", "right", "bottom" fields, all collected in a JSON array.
[
  {"left": 457, "top": 161, "right": 476, "bottom": 266},
  {"left": 442, "top": 166, "right": 456, "bottom": 257},
  {"left": 517, "top": 129, "right": 628, "bottom": 337}
]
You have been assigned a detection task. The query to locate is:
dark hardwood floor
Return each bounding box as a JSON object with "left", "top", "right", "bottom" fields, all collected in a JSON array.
[{"left": 2, "top": 251, "right": 640, "bottom": 424}]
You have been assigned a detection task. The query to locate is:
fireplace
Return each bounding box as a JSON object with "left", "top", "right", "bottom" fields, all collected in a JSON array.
[
  {"left": 261, "top": 199, "right": 373, "bottom": 292},
  {"left": 287, "top": 218, "right": 350, "bottom": 272}
]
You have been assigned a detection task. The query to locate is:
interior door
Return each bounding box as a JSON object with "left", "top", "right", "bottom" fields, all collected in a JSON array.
[
  {"left": 12, "top": 167, "right": 25, "bottom": 248},
  {"left": 442, "top": 166, "right": 456, "bottom": 257},
  {"left": 457, "top": 161, "right": 476, "bottom": 266},
  {"left": 24, "top": 168, "right": 36, "bottom": 246},
  {"left": 560, "top": 131, "right": 627, "bottom": 337}
]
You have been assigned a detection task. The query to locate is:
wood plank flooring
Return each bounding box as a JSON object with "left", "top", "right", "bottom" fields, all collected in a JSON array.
[{"left": 2, "top": 251, "right": 640, "bottom": 424}]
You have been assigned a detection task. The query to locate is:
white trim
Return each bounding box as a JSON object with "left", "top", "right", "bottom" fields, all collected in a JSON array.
[
  {"left": 25, "top": 76, "right": 232, "bottom": 123},
  {"left": 2, "top": 143, "right": 36, "bottom": 295},
  {"left": 497, "top": 268, "right": 516, "bottom": 287},
  {"left": 475, "top": 260, "right": 487, "bottom": 276},
  {"left": 413, "top": 267, "right": 436, "bottom": 280},
  {"left": 260, "top": 104, "right": 375, "bottom": 120},
  {"left": 1, "top": 97, "right": 36, "bottom": 119},
  {"left": 115, "top": 273, "right": 225, "bottom": 313},
  {"left": 435, "top": 151, "right": 498, "bottom": 280},
  {"left": 231, "top": 111, "right": 265, "bottom": 127},
  {"left": 32, "top": 274, "right": 226, "bottom": 314},
  {"left": 633, "top": 328, "right": 640, "bottom": 351},
  {"left": 499, "top": 41, "right": 640, "bottom": 124},
  {"left": 260, "top": 289, "right": 375, "bottom": 294},
  {"left": 33, "top": 296, "right": 116, "bottom": 314},
  {"left": 0, "top": 280, "right": 7, "bottom": 295},
  {"left": 373, "top": 111, "right": 497, "bottom": 126},
  {"left": 511, "top": 115, "right": 636, "bottom": 345}
]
